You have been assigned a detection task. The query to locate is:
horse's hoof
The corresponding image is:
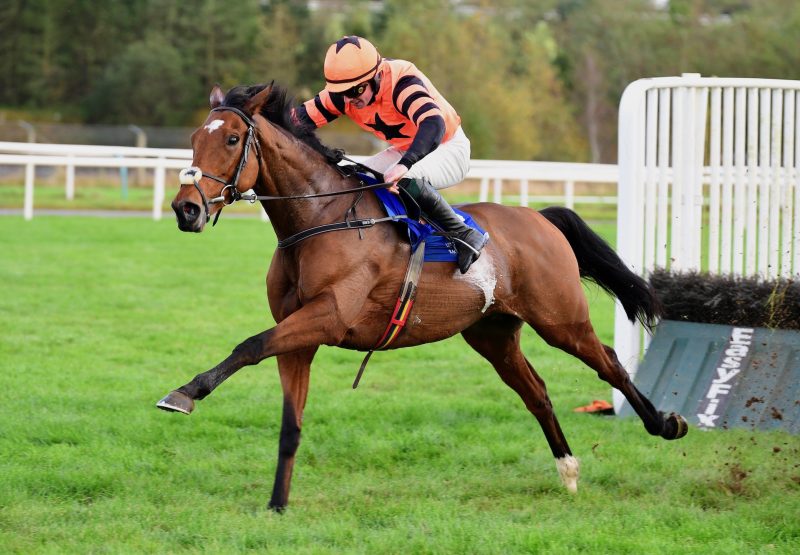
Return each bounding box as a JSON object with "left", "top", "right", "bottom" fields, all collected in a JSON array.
[
  {"left": 662, "top": 412, "right": 688, "bottom": 440},
  {"left": 156, "top": 390, "right": 195, "bottom": 414},
  {"left": 555, "top": 455, "right": 579, "bottom": 494},
  {"left": 268, "top": 502, "right": 287, "bottom": 514}
]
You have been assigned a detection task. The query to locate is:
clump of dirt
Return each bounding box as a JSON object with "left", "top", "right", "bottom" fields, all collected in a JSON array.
[
  {"left": 746, "top": 397, "right": 764, "bottom": 408},
  {"left": 720, "top": 463, "right": 751, "bottom": 496}
]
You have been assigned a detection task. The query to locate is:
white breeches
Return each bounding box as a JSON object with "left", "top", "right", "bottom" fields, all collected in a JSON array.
[{"left": 362, "top": 126, "right": 471, "bottom": 190}]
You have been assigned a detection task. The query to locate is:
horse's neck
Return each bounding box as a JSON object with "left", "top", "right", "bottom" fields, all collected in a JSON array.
[{"left": 254, "top": 123, "right": 379, "bottom": 239}]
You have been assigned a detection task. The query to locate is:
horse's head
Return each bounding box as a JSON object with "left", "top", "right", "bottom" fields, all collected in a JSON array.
[{"left": 172, "top": 84, "right": 271, "bottom": 232}]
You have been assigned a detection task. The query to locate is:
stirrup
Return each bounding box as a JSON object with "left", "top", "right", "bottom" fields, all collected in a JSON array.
[{"left": 454, "top": 231, "right": 489, "bottom": 273}]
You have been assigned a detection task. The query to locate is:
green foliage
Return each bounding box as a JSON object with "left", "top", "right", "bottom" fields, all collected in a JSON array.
[
  {"left": 549, "top": 0, "right": 800, "bottom": 161},
  {"left": 379, "top": 0, "right": 586, "bottom": 160},
  {"left": 85, "top": 37, "right": 192, "bottom": 125},
  {"left": 1, "top": 216, "right": 799, "bottom": 553},
  {"left": 2, "top": 1, "right": 799, "bottom": 160}
]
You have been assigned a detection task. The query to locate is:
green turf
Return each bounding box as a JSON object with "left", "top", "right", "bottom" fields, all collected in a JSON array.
[{"left": 1, "top": 216, "right": 798, "bottom": 554}]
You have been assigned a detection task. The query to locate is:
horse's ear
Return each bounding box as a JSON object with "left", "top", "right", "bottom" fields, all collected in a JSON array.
[
  {"left": 209, "top": 84, "right": 224, "bottom": 109},
  {"left": 244, "top": 81, "right": 274, "bottom": 117}
]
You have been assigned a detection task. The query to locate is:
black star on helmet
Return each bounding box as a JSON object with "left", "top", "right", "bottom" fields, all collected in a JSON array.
[
  {"left": 335, "top": 36, "right": 362, "bottom": 53},
  {"left": 366, "top": 114, "right": 408, "bottom": 141}
]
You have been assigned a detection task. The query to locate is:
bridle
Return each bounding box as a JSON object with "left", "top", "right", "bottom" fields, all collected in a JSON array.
[
  {"left": 178, "top": 105, "right": 408, "bottom": 243},
  {"left": 178, "top": 106, "right": 262, "bottom": 226}
]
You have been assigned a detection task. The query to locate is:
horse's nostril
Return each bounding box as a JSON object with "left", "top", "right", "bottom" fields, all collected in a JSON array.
[
  {"left": 173, "top": 200, "right": 202, "bottom": 228},
  {"left": 183, "top": 203, "right": 200, "bottom": 220}
]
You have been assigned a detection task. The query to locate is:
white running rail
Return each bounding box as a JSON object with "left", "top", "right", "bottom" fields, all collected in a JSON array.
[
  {"left": 0, "top": 141, "right": 618, "bottom": 221},
  {"left": 0, "top": 142, "right": 191, "bottom": 221}
]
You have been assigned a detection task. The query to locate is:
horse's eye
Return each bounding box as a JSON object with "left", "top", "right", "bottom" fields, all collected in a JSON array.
[{"left": 227, "top": 135, "right": 240, "bottom": 146}]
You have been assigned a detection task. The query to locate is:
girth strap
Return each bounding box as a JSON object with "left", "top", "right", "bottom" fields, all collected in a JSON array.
[{"left": 353, "top": 240, "right": 427, "bottom": 389}]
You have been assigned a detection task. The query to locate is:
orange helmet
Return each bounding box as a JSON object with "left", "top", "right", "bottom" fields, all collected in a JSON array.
[{"left": 323, "top": 36, "right": 382, "bottom": 93}]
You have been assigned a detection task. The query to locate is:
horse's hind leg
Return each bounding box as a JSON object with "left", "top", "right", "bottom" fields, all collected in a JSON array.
[
  {"left": 537, "top": 320, "right": 687, "bottom": 441},
  {"left": 462, "top": 316, "right": 580, "bottom": 493}
]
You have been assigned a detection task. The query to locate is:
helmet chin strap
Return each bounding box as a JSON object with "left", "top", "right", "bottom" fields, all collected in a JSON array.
[{"left": 366, "top": 73, "right": 381, "bottom": 106}]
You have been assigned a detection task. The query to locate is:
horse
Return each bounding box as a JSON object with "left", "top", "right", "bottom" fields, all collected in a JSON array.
[{"left": 157, "top": 82, "right": 688, "bottom": 512}]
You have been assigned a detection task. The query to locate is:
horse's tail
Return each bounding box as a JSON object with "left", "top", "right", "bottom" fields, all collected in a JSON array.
[{"left": 539, "top": 206, "right": 663, "bottom": 329}]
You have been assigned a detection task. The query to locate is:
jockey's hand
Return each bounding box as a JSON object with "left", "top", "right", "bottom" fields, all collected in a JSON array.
[{"left": 383, "top": 164, "right": 409, "bottom": 194}]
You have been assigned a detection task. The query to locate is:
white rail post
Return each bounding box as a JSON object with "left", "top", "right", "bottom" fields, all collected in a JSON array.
[
  {"left": 746, "top": 87, "right": 759, "bottom": 275},
  {"left": 565, "top": 180, "right": 575, "bottom": 209},
  {"left": 519, "top": 179, "right": 529, "bottom": 207},
  {"left": 614, "top": 78, "right": 648, "bottom": 412},
  {"left": 153, "top": 159, "right": 165, "bottom": 221},
  {"left": 733, "top": 87, "right": 746, "bottom": 276},
  {"left": 769, "top": 89, "right": 782, "bottom": 279},
  {"left": 796, "top": 91, "right": 800, "bottom": 276},
  {"left": 478, "top": 177, "right": 489, "bottom": 202},
  {"left": 644, "top": 88, "right": 658, "bottom": 271},
  {"left": 782, "top": 90, "right": 796, "bottom": 278},
  {"left": 758, "top": 88, "right": 771, "bottom": 276},
  {"left": 24, "top": 162, "right": 35, "bottom": 220},
  {"left": 492, "top": 178, "right": 502, "bottom": 204},
  {"left": 66, "top": 156, "right": 75, "bottom": 200}
]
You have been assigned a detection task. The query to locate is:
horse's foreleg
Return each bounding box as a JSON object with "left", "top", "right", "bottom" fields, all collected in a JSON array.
[
  {"left": 462, "top": 318, "right": 579, "bottom": 493},
  {"left": 268, "top": 348, "right": 315, "bottom": 513},
  {"left": 538, "top": 321, "right": 688, "bottom": 441},
  {"left": 157, "top": 295, "right": 341, "bottom": 414}
]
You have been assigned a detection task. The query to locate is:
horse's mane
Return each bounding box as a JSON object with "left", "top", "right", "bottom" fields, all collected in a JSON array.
[{"left": 222, "top": 83, "right": 340, "bottom": 163}]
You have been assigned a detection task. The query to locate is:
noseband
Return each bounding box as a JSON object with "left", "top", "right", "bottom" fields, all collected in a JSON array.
[{"left": 179, "top": 106, "right": 262, "bottom": 226}]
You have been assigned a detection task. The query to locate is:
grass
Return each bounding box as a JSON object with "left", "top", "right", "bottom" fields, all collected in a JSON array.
[{"left": 1, "top": 215, "right": 798, "bottom": 554}]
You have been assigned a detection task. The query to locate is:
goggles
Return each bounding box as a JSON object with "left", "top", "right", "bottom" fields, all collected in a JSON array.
[{"left": 342, "top": 82, "right": 369, "bottom": 99}]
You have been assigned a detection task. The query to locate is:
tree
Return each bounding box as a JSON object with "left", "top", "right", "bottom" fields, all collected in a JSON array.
[
  {"left": 83, "top": 0, "right": 291, "bottom": 124},
  {"left": 0, "top": 0, "right": 59, "bottom": 107},
  {"left": 257, "top": 2, "right": 303, "bottom": 89},
  {"left": 3, "top": 0, "right": 798, "bottom": 153},
  {"left": 515, "top": 24, "right": 587, "bottom": 161},
  {"left": 84, "top": 36, "right": 190, "bottom": 125},
  {"left": 379, "top": 0, "right": 585, "bottom": 160}
]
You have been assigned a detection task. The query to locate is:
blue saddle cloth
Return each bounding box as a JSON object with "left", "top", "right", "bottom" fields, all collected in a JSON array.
[{"left": 360, "top": 173, "right": 485, "bottom": 263}]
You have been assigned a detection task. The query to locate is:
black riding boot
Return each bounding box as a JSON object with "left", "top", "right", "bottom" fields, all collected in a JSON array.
[{"left": 399, "top": 177, "right": 489, "bottom": 274}]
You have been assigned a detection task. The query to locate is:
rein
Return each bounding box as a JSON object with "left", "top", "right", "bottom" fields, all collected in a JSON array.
[
  {"left": 179, "top": 107, "right": 403, "bottom": 239},
  {"left": 182, "top": 102, "right": 431, "bottom": 390}
]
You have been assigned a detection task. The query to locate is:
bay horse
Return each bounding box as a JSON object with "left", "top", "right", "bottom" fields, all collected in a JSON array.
[{"left": 158, "top": 83, "right": 688, "bottom": 512}]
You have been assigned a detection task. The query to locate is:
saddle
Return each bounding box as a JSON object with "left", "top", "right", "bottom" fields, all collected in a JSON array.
[{"left": 354, "top": 171, "right": 486, "bottom": 262}]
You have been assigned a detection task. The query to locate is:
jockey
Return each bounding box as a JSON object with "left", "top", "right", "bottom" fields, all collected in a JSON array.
[{"left": 294, "top": 35, "right": 489, "bottom": 274}]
